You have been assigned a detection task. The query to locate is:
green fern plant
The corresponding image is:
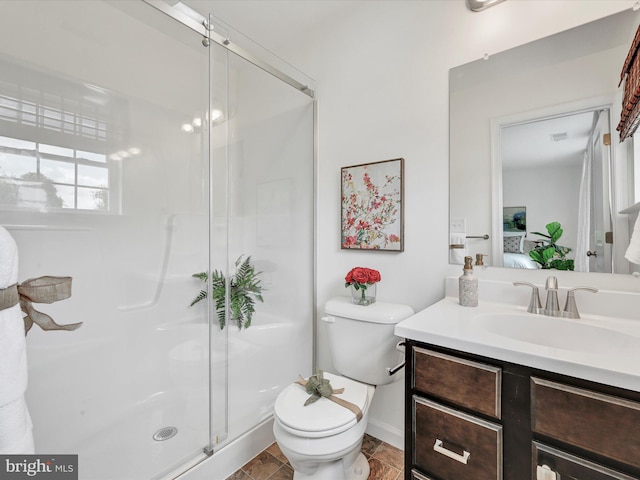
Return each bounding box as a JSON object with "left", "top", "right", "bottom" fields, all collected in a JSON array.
[{"left": 191, "top": 255, "right": 264, "bottom": 329}]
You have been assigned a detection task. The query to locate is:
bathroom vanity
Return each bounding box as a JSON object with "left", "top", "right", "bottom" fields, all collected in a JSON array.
[{"left": 395, "top": 275, "right": 640, "bottom": 480}]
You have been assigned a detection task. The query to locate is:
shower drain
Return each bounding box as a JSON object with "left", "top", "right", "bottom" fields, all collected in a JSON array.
[{"left": 153, "top": 426, "right": 178, "bottom": 441}]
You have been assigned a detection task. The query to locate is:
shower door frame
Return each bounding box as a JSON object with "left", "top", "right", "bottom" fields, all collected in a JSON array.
[{"left": 143, "top": 0, "right": 314, "bottom": 99}]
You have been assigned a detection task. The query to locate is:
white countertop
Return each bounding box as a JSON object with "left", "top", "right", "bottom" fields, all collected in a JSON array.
[{"left": 395, "top": 294, "right": 640, "bottom": 392}]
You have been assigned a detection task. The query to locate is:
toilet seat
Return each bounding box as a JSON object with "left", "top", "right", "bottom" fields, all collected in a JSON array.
[{"left": 274, "top": 372, "right": 371, "bottom": 438}]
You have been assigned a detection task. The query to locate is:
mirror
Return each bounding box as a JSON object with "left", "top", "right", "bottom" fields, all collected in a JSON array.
[{"left": 450, "top": 9, "right": 640, "bottom": 274}]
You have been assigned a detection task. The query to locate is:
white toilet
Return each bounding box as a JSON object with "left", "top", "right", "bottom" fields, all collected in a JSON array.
[{"left": 273, "top": 297, "right": 414, "bottom": 480}]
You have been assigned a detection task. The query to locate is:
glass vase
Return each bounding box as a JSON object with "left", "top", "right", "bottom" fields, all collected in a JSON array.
[{"left": 350, "top": 283, "right": 376, "bottom": 306}]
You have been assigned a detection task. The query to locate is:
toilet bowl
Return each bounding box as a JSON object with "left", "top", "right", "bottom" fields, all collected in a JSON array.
[
  {"left": 273, "top": 297, "right": 414, "bottom": 480},
  {"left": 273, "top": 372, "right": 375, "bottom": 480}
]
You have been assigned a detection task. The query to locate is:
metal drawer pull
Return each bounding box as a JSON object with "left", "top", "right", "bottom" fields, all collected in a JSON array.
[
  {"left": 433, "top": 439, "right": 470, "bottom": 464},
  {"left": 536, "top": 465, "right": 557, "bottom": 480}
]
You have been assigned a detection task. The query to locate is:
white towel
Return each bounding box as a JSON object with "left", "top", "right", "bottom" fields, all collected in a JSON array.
[
  {"left": 0, "top": 226, "right": 34, "bottom": 453},
  {"left": 0, "top": 398, "right": 34, "bottom": 454},
  {"left": 625, "top": 213, "right": 640, "bottom": 265},
  {"left": 449, "top": 233, "right": 467, "bottom": 265}
]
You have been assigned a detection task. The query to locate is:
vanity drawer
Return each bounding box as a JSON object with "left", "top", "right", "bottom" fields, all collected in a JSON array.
[
  {"left": 411, "top": 470, "right": 435, "bottom": 480},
  {"left": 413, "top": 347, "right": 502, "bottom": 419},
  {"left": 531, "top": 377, "right": 640, "bottom": 470},
  {"left": 533, "top": 442, "right": 639, "bottom": 480},
  {"left": 413, "top": 396, "right": 502, "bottom": 480}
]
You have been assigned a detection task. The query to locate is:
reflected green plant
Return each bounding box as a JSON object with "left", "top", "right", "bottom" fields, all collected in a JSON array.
[{"left": 528, "top": 221, "right": 574, "bottom": 270}]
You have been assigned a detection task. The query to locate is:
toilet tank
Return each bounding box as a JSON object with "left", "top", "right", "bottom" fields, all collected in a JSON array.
[{"left": 323, "top": 297, "right": 414, "bottom": 386}]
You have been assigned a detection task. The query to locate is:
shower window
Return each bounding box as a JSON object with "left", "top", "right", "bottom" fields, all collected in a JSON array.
[
  {"left": 0, "top": 79, "right": 121, "bottom": 212},
  {"left": 0, "top": 135, "right": 112, "bottom": 211}
]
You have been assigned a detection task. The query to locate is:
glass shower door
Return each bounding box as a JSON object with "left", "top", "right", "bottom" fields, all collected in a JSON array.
[
  {"left": 0, "top": 1, "right": 315, "bottom": 477},
  {"left": 207, "top": 14, "right": 315, "bottom": 451},
  {"left": 0, "top": 1, "right": 212, "bottom": 478}
]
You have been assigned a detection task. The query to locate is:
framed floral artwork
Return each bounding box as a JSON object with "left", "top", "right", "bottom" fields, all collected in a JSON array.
[{"left": 341, "top": 158, "right": 404, "bottom": 251}]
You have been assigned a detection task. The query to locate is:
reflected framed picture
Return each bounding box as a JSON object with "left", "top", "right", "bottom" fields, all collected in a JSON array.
[
  {"left": 503, "top": 206, "right": 526, "bottom": 232},
  {"left": 341, "top": 158, "right": 404, "bottom": 251}
]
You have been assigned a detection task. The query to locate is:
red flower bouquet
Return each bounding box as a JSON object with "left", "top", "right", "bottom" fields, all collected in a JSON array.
[{"left": 344, "top": 267, "right": 381, "bottom": 305}]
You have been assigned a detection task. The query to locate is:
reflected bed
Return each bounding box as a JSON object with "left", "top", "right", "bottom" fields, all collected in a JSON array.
[{"left": 503, "top": 252, "right": 539, "bottom": 269}]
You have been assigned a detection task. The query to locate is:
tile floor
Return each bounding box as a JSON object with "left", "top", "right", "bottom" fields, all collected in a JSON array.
[{"left": 226, "top": 434, "right": 404, "bottom": 480}]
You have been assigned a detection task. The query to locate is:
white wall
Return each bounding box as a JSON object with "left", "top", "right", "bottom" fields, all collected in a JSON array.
[
  {"left": 287, "top": 0, "right": 632, "bottom": 447},
  {"left": 202, "top": 0, "right": 634, "bottom": 448}
]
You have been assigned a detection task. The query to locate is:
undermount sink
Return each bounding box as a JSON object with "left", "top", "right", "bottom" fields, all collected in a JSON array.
[{"left": 472, "top": 312, "right": 638, "bottom": 355}]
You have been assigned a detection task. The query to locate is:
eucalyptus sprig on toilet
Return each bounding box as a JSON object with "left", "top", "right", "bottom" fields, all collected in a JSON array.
[
  {"left": 296, "top": 369, "right": 363, "bottom": 421},
  {"left": 299, "top": 369, "right": 341, "bottom": 405}
]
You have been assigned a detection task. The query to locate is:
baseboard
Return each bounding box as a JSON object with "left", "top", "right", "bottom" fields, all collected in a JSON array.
[
  {"left": 175, "top": 417, "right": 275, "bottom": 480},
  {"left": 174, "top": 415, "right": 402, "bottom": 479},
  {"left": 365, "top": 417, "right": 404, "bottom": 450}
]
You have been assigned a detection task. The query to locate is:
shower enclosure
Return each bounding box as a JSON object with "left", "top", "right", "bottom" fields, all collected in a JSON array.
[{"left": 0, "top": 1, "right": 314, "bottom": 478}]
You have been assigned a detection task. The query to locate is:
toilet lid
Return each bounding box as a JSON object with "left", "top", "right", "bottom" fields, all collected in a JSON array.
[{"left": 275, "top": 372, "right": 370, "bottom": 435}]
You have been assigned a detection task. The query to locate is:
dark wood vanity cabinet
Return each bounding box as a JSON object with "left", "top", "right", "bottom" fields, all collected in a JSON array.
[{"left": 405, "top": 340, "right": 640, "bottom": 480}]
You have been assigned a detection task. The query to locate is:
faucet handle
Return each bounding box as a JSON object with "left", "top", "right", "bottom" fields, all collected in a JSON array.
[
  {"left": 563, "top": 286, "right": 598, "bottom": 319},
  {"left": 513, "top": 282, "right": 542, "bottom": 313}
]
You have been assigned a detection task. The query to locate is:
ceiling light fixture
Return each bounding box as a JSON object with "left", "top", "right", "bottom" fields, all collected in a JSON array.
[
  {"left": 109, "top": 147, "right": 141, "bottom": 161},
  {"left": 468, "top": 0, "right": 506, "bottom": 12}
]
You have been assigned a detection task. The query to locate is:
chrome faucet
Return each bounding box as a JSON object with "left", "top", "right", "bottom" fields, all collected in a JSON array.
[
  {"left": 543, "top": 276, "right": 560, "bottom": 316},
  {"left": 513, "top": 276, "right": 598, "bottom": 319}
]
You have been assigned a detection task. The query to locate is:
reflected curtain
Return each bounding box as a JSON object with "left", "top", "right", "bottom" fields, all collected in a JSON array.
[{"left": 575, "top": 148, "right": 592, "bottom": 272}]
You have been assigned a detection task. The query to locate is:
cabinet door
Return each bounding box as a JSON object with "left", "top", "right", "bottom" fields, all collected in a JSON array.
[
  {"left": 531, "top": 378, "right": 640, "bottom": 470},
  {"left": 533, "top": 442, "right": 639, "bottom": 480},
  {"left": 413, "top": 396, "right": 502, "bottom": 480}
]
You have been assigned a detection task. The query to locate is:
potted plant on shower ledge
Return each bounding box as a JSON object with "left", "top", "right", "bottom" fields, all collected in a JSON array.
[{"left": 190, "top": 255, "right": 264, "bottom": 329}]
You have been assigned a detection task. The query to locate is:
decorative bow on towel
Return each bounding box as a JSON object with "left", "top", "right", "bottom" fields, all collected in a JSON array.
[
  {"left": 296, "top": 369, "right": 363, "bottom": 422},
  {"left": 0, "top": 276, "right": 82, "bottom": 335}
]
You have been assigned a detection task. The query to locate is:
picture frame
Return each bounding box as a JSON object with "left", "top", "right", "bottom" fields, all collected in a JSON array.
[
  {"left": 341, "top": 158, "right": 404, "bottom": 251},
  {"left": 503, "top": 206, "right": 526, "bottom": 232}
]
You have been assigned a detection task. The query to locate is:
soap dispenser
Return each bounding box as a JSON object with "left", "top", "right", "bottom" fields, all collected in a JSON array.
[{"left": 459, "top": 256, "right": 478, "bottom": 307}]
